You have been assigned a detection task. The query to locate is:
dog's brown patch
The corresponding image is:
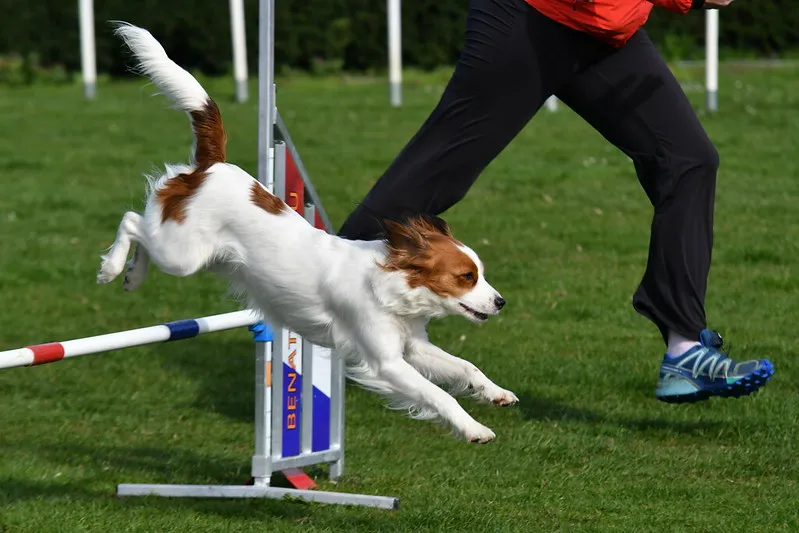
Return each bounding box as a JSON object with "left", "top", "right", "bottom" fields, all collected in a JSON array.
[
  {"left": 190, "top": 100, "right": 226, "bottom": 167},
  {"left": 381, "top": 215, "right": 479, "bottom": 298},
  {"left": 250, "top": 181, "right": 287, "bottom": 214},
  {"left": 156, "top": 169, "right": 208, "bottom": 223},
  {"left": 158, "top": 99, "right": 227, "bottom": 223}
]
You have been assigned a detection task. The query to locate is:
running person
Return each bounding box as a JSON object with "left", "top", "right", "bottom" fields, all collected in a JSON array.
[{"left": 337, "top": 0, "right": 775, "bottom": 402}]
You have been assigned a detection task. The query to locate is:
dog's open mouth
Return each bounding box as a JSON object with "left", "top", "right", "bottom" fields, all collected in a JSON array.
[{"left": 460, "top": 303, "right": 489, "bottom": 322}]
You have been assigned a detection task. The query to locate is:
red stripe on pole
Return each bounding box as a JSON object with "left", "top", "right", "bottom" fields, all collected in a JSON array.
[{"left": 29, "top": 343, "right": 66, "bottom": 365}]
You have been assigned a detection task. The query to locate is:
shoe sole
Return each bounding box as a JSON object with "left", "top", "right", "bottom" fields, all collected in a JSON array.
[{"left": 656, "top": 360, "right": 775, "bottom": 404}]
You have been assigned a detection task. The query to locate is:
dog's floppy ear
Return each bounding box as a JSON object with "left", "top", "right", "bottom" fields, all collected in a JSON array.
[
  {"left": 383, "top": 218, "right": 427, "bottom": 256},
  {"left": 413, "top": 214, "right": 451, "bottom": 237}
]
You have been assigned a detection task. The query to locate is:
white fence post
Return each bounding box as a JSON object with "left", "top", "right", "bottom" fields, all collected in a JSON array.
[
  {"left": 78, "top": 0, "right": 97, "bottom": 99},
  {"left": 705, "top": 9, "right": 719, "bottom": 113},
  {"left": 387, "top": 0, "right": 402, "bottom": 107},
  {"left": 230, "top": 0, "right": 249, "bottom": 103}
]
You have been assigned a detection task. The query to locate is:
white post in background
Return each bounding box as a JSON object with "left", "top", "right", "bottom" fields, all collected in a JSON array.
[
  {"left": 705, "top": 9, "right": 719, "bottom": 113},
  {"left": 78, "top": 0, "right": 97, "bottom": 99},
  {"left": 230, "top": 0, "right": 249, "bottom": 103},
  {"left": 545, "top": 95, "right": 559, "bottom": 112},
  {"left": 387, "top": 0, "right": 402, "bottom": 107}
]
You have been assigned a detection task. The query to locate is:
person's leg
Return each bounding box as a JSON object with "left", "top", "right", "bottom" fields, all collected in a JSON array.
[
  {"left": 556, "top": 30, "right": 773, "bottom": 402},
  {"left": 337, "top": 0, "right": 579, "bottom": 240},
  {"left": 557, "top": 30, "right": 716, "bottom": 344}
]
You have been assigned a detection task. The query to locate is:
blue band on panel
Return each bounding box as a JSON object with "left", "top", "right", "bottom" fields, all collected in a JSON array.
[
  {"left": 165, "top": 319, "right": 200, "bottom": 341},
  {"left": 249, "top": 322, "right": 275, "bottom": 342},
  {"left": 282, "top": 361, "right": 301, "bottom": 457},
  {"left": 312, "top": 385, "right": 331, "bottom": 452}
]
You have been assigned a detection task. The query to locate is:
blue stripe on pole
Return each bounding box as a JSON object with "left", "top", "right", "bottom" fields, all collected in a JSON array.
[{"left": 165, "top": 319, "right": 200, "bottom": 341}]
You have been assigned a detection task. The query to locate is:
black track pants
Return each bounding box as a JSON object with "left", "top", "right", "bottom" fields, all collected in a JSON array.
[{"left": 337, "top": 0, "right": 719, "bottom": 343}]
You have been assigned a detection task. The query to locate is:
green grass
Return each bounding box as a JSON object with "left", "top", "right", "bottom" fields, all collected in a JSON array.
[{"left": 1, "top": 63, "right": 799, "bottom": 532}]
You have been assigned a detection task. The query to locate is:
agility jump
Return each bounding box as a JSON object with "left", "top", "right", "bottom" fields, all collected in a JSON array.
[
  {"left": 0, "top": 0, "right": 398, "bottom": 509},
  {"left": 0, "top": 304, "right": 397, "bottom": 509},
  {"left": 0, "top": 121, "right": 398, "bottom": 511},
  {"left": 0, "top": 140, "right": 398, "bottom": 509}
]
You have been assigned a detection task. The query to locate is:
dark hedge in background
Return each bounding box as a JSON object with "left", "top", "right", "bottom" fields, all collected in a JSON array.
[{"left": 0, "top": 0, "right": 795, "bottom": 79}]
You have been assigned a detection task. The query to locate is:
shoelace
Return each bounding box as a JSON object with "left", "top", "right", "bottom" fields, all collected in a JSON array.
[{"left": 691, "top": 349, "right": 732, "bottom": 380}]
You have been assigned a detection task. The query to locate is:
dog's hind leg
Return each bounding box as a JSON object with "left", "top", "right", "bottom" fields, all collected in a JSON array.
[
  {"left": 123, "top": 243, "right": 150, "bottom": 291},
  {"left": 98, "top": 211, "right": 143, "bottom": 284}
]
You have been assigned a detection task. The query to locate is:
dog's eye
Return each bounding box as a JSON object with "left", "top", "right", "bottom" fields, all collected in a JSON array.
[{"left": 461, "top": 272, "right": 475, "bottom": 281}]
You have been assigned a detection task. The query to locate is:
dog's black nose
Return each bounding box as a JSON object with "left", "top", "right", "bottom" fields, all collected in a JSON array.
[{"left": 494, "top": 296, "right": 506, "bottom": 310}]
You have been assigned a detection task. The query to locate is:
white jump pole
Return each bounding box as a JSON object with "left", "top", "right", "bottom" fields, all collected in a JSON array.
[
  {"left": 705, "top": 9, "right": 719, "bottom": 112},
  {"left": 387, "top": 0, "right": 402, "bottom": 107},
  {"left": 0, "top": 310, "right": 259, "bottom": 370},
  {"left": 78, "top": 0, "right": 97, "bottom": 99},
  {"left": 230, "top": 0, "right": 249, "bottom": 103}
]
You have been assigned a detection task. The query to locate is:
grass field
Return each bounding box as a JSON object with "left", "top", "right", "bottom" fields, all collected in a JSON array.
[{"left": 1, "top": 62, "right": 799, "bottom": 532}]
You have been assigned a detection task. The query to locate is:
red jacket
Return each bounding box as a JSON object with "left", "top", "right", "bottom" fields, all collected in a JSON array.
[{"left": 525, "top": 0, "right": 695, "bottom": 47}]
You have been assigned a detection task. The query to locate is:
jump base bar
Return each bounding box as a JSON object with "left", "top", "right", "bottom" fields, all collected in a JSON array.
[{"left": 116, "top": 483, "right": 400, "bottom": 509}]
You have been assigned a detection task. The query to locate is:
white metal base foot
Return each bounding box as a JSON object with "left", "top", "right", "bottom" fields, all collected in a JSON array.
[{"left": 116, "top": 483, "right": 399, "bottom": 509}]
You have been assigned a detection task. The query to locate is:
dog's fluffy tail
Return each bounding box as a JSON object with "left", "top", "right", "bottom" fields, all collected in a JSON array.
[{"left": 113, "top": 21, "right": 226, "bottom": 167}]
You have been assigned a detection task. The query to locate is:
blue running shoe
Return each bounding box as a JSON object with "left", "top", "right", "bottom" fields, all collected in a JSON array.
[{"left": 655, "top": 329, "right": 774, "bottom": 403}]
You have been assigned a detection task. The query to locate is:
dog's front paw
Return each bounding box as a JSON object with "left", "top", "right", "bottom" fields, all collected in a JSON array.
[
  {"left": 477, "top": 383, "right": 519, "bottom": 407},
  {"left": 459, "top": 421, "right": 496, "bottom": 444},
  {"left": 490, "top": 388, "right": 519, "bottom": 407}
]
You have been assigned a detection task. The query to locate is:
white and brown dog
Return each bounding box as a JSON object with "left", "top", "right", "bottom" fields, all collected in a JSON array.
[{"left": 98, "top": 22, "right": 518, "bottom": 442}]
